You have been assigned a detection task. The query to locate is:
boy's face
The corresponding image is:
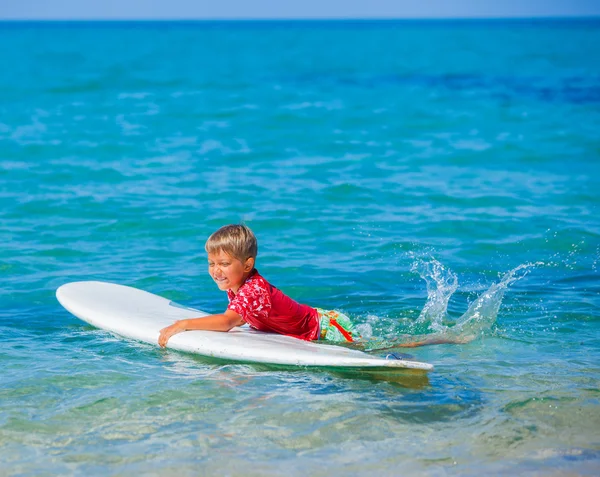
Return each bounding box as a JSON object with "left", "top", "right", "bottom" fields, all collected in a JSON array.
[{"left": 207, "top": 249, "right": 254, "bottom": 293}]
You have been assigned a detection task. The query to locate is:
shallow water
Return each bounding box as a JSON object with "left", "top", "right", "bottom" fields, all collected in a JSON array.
[{"left": 1, "top": 19, "right": 599, "bottom": 475}]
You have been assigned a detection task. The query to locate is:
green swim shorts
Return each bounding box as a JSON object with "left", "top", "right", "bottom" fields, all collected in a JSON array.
[{"left": 316, "top": 308, "right": 359, "bottom": 342}]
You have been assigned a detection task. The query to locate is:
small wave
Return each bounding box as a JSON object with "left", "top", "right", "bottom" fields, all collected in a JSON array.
[
  {"left": 117, "top": 92, "right": 153, "bottom": 100},
  {"left": 282, "top": 100, "right": 343, "bottom": 111}
]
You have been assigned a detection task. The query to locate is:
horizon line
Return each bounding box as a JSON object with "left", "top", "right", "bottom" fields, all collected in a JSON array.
[{"left": 2, "top": 15, "right": 599, "bottom": 22}]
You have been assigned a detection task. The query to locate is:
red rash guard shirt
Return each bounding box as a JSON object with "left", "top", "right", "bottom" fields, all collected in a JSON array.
[{"left": 226, "top": 269, "right": 320, "bottom": 341}]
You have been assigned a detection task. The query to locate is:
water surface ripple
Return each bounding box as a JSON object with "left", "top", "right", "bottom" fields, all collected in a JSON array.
[{"left": 1, "top": 20, "right": 599, "bottom": 476}]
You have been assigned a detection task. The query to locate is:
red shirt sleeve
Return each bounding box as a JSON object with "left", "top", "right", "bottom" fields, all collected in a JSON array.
[
  {"left": 226, "top": 270, "right": 319, "bottom": 340},
  {"left": 227, "top": 276, "right": 272, "bottom": 328}
]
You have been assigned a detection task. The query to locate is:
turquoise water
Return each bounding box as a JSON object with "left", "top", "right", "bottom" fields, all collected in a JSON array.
[{"left": 1, "top": 19, "right": 599, "bottom": 475}]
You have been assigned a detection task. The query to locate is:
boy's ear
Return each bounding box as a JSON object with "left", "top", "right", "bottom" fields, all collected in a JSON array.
[{"left": 244, "top": 257, "right": 255, "bottom": 272}]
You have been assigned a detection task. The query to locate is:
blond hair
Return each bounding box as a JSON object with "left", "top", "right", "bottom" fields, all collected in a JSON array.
[{"left": 205, "top": 224, "right": 258, "bottom": 262}]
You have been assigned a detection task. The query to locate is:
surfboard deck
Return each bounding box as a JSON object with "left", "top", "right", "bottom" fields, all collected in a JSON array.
[{"left": 56, "top": 281, "right": 433, "bottom": 372}]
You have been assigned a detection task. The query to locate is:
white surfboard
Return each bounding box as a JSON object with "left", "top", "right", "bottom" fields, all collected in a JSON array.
[{"left": 56, "top": 281, "right": 433, "bottom": 372}]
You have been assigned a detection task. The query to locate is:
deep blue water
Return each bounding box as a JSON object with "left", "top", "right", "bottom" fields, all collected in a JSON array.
[{"left": 1, "top": 20, "right": 599, "bottom": 476}]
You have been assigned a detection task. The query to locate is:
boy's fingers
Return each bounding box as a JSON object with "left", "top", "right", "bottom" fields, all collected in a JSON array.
[{"left": 158, "top": 324, "right": 180, "bottom": 347}]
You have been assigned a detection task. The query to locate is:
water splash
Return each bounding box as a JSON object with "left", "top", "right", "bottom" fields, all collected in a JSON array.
[
  {"left": 450, "top": 262, "right": 543, "bottom": 339},
  {"left": 411, "top": 259, "right": 458, "bottom": 332},
  {"left": 364, "top": 260, "right": 542, "bottom": 351}
]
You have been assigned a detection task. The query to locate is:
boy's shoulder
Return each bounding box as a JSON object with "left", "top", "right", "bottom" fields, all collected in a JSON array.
[
  {"left": 228, "top": 269, "right": 270, "bottom": 299},
  {"left": 244, "top": 269, "right": 271, "bottom": 291}
]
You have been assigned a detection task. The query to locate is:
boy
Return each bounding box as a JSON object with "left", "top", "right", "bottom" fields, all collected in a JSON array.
[
  {"left": 158, "top": 224, "right": 358, "bottom": 347},
  {"left": 158, "top": 224, "right": 466, "bottom": 348}
]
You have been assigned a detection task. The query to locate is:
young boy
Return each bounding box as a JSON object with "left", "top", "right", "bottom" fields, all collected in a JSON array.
[
  {"left": 158, "top": 224, "right": 465, "bottom": 349},
  {"left": 158, "top": 224, "right": 358, "bottom": 348}
]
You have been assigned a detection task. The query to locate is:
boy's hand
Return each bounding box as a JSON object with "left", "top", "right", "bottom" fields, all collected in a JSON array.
[
  {"left": 158, "top": 320, "right": 185, "bottom": 348},
  {"left": 157, "top": 312, "right": 243, "bottom": 348}
]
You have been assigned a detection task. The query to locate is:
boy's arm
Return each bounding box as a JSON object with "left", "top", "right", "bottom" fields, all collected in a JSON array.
[{"left": 158, "top": 310, "right": 245, "bottom": 348}]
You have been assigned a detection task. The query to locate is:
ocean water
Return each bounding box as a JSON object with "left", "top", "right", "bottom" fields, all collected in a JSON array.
[{"left": 1, "top": 19, "right": 599, "bottom": 476}]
